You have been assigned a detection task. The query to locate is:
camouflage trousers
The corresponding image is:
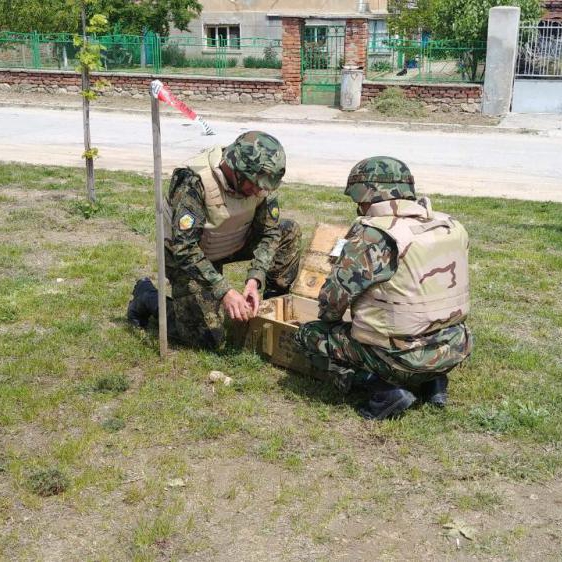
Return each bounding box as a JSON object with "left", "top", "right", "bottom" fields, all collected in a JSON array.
[
  {"left": 294, "top": 321, "right": 458, "bottom": 393},
  {"left": 168, "top": 219, "right": 301, "bottom": 350}
]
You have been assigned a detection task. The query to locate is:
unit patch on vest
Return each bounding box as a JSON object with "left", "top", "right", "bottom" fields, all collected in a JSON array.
[
  {"left": 179, "top": 211, "right": 196, "bottom": 230},
  {"left": 268, "top": 200, "right": 280, "bottom": 222}
]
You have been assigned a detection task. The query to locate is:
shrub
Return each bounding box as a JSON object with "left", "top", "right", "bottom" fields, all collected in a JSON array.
[
  {"left": 162, "top": 42, "right": 237, "bottom": 68},
  {"left": 94, "top": 373, "right": 130, "bottom": 393},
  {"left": 28, "top": 468, "right": 69, "bottom": 497},
  {"left": 371, "top": 60, "right": 392, "bottom": 73},
  {"left": 161, "top": 42, "right": 189, "bottom": 67},
  {"left": 369, "top": 87, "right": 427, "bottom": 118},
  {"left": 243, "top": 56, "right": 282, "bottom": 69}
]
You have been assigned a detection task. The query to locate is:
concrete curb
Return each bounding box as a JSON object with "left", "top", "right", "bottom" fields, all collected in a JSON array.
[{"left": 0, "top": 99, "right": 547, "bottom": 137}]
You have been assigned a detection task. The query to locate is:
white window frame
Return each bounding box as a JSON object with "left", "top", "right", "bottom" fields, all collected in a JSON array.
[{"left": 204, "top": 24, "right": 241, "bottom": 49}]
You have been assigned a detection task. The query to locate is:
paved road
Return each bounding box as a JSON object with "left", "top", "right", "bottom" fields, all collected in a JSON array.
[{"left": 1, "top": 106, "right": 561, "bottom": 201}]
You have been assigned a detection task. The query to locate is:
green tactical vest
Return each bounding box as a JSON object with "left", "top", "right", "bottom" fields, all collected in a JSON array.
[
  {"left": 350, "top": 198, "right": 470, "bottom": 349},
  {"left": 164, "top": 146, "right": 264, "bottom": 262}
]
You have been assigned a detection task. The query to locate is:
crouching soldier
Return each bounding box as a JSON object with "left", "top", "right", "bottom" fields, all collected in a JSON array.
[
  {"left": 127, "top": 131, "right": 301, "bottom": 350},
  {"left": 295, "top": 156, "right": 472, "bottom": 420}
]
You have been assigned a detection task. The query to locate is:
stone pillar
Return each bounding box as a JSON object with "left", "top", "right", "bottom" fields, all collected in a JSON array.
[
  {"left": 344, "top": 19, "right": 369, "bottom": 69},
  {"left": 482, "top": 6, "right": 521, "bottom": 116},
  {"left": 281, "top": 18, "right": 303, "bottom": 104}
]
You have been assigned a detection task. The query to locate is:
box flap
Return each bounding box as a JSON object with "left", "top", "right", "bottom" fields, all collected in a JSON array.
[{"left": 291, "top": 223, "right": 350, "bottom": 299}]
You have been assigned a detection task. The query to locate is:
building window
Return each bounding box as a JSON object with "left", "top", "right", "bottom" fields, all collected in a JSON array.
[
  {"left": 304, "top": 26, "right": 328, "bottom": 45},
  {"left": 205, "top": 25, "right": 240, "bottom": 48},
  {"left": 369, "top": 20, "right": 389, "bottom": 53}
]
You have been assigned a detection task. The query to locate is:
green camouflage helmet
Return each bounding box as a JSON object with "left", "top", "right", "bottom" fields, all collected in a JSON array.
[
  {"left": 223, "top": 131, "right": 286, "bottom": 192},
  {"left": 345, "top": 156, "right": 416, "bottom": 204}
]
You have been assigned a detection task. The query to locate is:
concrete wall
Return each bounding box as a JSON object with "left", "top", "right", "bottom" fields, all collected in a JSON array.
[
  {"left": 482, "top": 6, "right": 521, "bottom": 116},
  {"left": 198, "top": 0, "right": 386, "bottom": 12},
  {"left": 512, "top": 79, "right": 562, "bottom": 113}
]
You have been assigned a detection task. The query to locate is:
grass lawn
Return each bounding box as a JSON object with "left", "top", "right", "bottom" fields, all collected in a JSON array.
[{"left": 1, "top": 162, "right": 561, "bottom": 561}]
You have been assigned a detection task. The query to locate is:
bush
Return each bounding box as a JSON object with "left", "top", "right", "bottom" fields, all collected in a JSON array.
[
  {"left": 28, "top": 468, "right": 69, "bottom": 497},
  {"left": 371, "top": 60, "right": 392, "bottom": 73},
  {"left": 369, "top": 87, "right": 427, "bottom": 118},
  {"left": 94, "top": 373, "right": 130, "bottom": 393},
  {"left": 162, "top": 42, "right": 237, "bottom": 68},
  {"left": 242, "top": 56, "right": 282, "bottom": 69}
]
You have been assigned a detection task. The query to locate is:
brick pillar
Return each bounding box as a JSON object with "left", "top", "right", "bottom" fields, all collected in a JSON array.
[
  {"left": 281, "top": 17, "right": 303, "bottom": 104},
  {"left": 344, "top": 19, "right": 369, "bottom": 69}
]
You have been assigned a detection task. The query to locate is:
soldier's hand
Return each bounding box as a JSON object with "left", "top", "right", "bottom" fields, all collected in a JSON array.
[
  {"left": 243, "top": 279, "right": 260, "bottom": 317},
  {"left": 222, "top": 289, "right": 252, "bottom": 322}
]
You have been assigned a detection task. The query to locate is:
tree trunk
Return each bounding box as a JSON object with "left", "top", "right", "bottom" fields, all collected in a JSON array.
[{"left": 81, "top": 6, "right": 96, "bottom": 203}]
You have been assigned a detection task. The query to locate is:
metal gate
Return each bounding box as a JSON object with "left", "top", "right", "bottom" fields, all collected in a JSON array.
[
  {"left": 301, "top": 25, "right": 345, "bottom": 105},
  {"left": 513, "top": 21, "right": 562, "bottom": 113}
]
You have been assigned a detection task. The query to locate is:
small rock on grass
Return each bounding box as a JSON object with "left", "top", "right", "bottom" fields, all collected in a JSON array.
[{"left": 208, "top": 371, "right": 232, "bottom": 386}]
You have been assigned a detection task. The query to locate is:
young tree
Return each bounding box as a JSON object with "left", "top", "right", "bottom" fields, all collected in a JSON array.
[{"left": 74, "top": 5, "right": 108, "bottom": 203}]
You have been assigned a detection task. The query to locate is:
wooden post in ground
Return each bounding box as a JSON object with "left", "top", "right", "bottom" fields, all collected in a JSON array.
[{"left": 150, "top": 85, "right": 168, "bottom": 357}]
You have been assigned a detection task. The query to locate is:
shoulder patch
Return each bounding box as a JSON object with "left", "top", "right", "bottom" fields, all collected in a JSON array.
[
  {"left": 268, "top": 199, "right": 280, "bottom": 222},
  {"left": 179, "top": 211, "right": 196, "bottom": 230}
]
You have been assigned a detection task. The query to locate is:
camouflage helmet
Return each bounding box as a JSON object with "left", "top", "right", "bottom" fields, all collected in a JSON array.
[
  {"left": 345, "top": 156, "right": 416, "bottom": 204},
  {"left": 223, "top": 131, "right": 286, "bottom": 192}
]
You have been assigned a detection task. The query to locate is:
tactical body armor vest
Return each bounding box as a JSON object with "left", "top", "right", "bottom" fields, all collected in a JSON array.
[
  {"left": 350, "top": 198, "right": 470, "bottom": 349},
  {"left": 164, "top": 146, "right": 264, "bottom": 262}
]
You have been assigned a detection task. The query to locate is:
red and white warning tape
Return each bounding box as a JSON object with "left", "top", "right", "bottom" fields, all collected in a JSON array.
[{"left": 150, "top": 80, "right": 215, "bottom": 136}]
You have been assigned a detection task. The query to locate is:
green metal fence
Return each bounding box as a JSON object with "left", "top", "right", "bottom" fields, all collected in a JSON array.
[
  {"left": 0, "top": 31, "right": 282, "bottom": 78},
  {"left": 367, "top": 37, "right": 487, "bottom": 83}
]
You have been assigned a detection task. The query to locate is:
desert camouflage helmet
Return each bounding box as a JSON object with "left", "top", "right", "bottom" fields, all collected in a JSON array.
[
  {"left": 345, "top": 156, "right": 416, "bottom": 204},
  {"left": 223, "top": 131, "right": 286, "bottom": 192}
]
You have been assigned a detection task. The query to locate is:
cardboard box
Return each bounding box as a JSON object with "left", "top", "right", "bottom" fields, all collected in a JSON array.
[{"left": 244, "top": 223, "right": 350, "bottom": 376}]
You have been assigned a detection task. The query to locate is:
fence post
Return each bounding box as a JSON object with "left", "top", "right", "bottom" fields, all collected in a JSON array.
[
  {"left": 281, "top": 17, "right": 303, "bottom": 104},
  {"left": 31, "top": 31, "right": 41, "bottom": 69},
  {"left": 482, "top": 6, "right": 521, "bottom": 115},
  {"left": 154, "top": 34, "right": 162, "bottom": 74}
]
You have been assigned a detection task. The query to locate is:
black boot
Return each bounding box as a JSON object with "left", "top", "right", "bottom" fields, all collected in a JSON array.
[
  {"left": 420, "top": 374, "right": 449, "bottom": 408},
  {"left": 127, "top": 277, "right": 158, "bottom": 328},
  {"left": 359, "top": 386, "right": 416, "bottom": 421}
]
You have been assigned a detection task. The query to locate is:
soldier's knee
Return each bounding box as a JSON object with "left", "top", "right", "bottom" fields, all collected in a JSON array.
[{"left": 279, "top": 219, "right": 302, "bottom": 243}]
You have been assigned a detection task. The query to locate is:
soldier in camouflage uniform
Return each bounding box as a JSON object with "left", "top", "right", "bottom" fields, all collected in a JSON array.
[
  {"left": 128, "top": 131, "right": 301, "bottom": 350},
  {"left": 294, "top": 156, "right": 472, "bottom": 420}
]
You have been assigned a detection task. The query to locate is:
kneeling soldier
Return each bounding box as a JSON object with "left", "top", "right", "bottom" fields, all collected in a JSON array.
[
  {"left": 128, "top": 131, "right": 301, "bottom": 350},
  {"left": 295, "top": 156, "right": 472, "bottom": 420}
]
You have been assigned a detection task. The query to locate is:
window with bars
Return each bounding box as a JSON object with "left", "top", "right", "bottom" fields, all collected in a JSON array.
[{"left": 205, "top": 25, "right": 240, "bottom": 48}]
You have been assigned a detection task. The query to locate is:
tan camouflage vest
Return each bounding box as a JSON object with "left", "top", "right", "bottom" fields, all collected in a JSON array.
[
  {"left": 351, "top": 198, "right": 470, "bottom": 348},
  {"left": 164, "top": 146, "right": 264, "bottom": 262}
]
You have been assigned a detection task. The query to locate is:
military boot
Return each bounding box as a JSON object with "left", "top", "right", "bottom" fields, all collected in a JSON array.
[
  {"left": 420, "top": 374, "right": 449, "bottom": 408},
  {"left": 360, "top": 387, "right": 416, "bottom": 421},
  {"left": 127, "top": 277, "right": 158, "bottom": 328}
]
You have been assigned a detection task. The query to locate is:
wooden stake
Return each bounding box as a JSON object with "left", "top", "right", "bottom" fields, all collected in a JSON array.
[{"left": 151, "top": 86, "right": 168, "bottom": 357}]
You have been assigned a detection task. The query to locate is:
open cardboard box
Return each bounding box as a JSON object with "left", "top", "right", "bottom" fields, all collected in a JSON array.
[{"left": 244, "top": 223, "right": 350, "bottom": 376}]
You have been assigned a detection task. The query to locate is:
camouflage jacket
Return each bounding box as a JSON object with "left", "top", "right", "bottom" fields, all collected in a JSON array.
[
  {"left": 164, "top": 165, "right": 281, "bottom": 299},
  {"left": 318, "top": 221, "right": 472, "bottom": 372}
]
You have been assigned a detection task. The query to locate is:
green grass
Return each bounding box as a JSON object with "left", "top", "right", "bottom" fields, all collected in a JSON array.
[{"left": 0, "top": 161, "right": 561, "bottom": 560}]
